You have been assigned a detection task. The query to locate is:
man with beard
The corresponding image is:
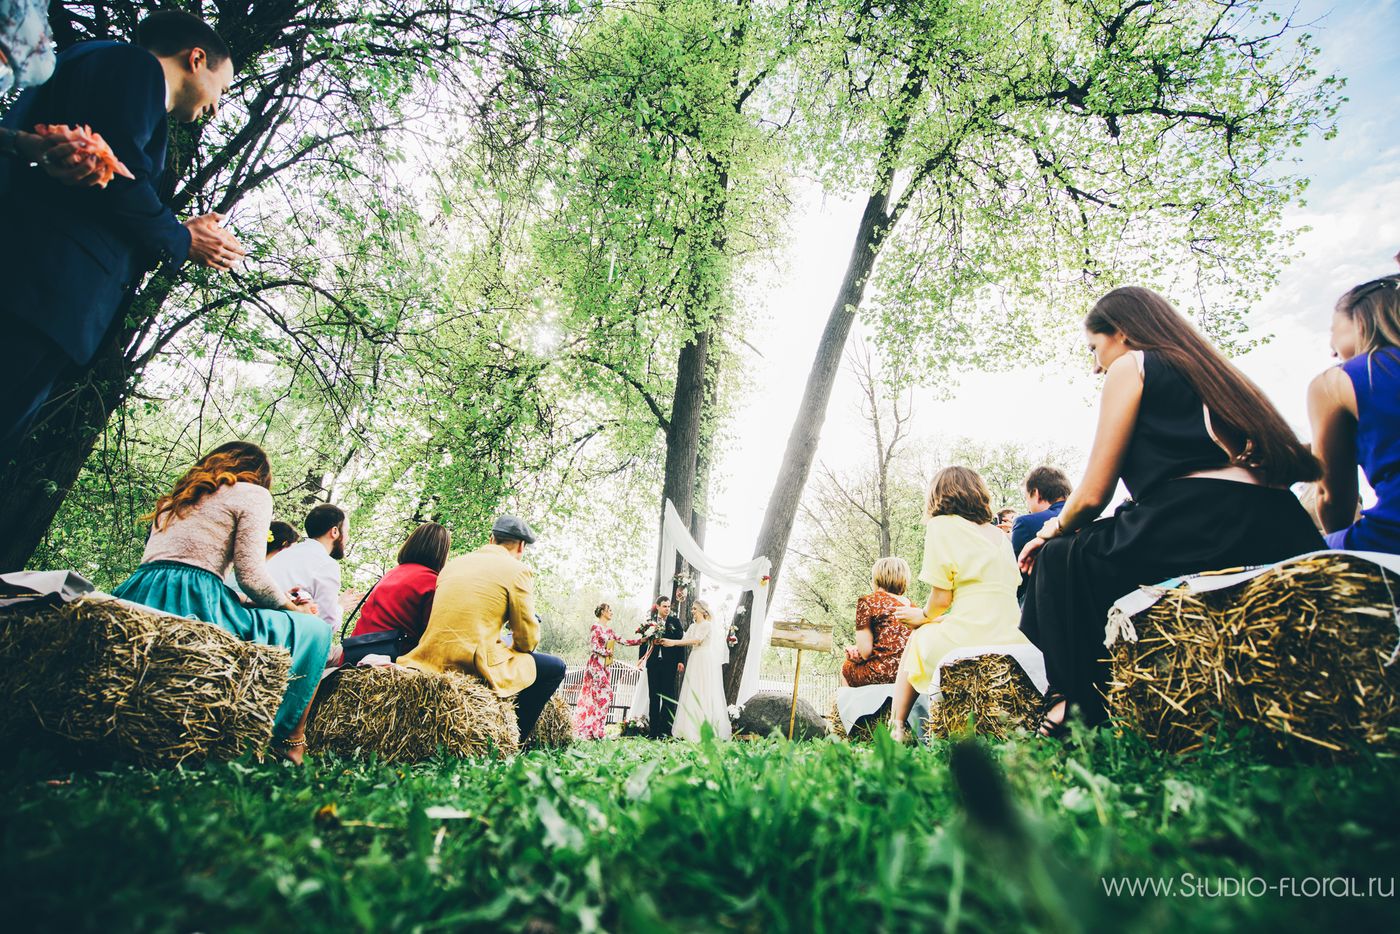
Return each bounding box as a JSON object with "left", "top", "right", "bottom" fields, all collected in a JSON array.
[{"left": 267, "top": 503, "right": 347, "bottom": 630}]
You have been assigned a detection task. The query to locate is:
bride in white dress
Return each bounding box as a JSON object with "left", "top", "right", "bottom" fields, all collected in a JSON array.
[{"left": 664, "top": 600, "right": 732, "bottom": 741}]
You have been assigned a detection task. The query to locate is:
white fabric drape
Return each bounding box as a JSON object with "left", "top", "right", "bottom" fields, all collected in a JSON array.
[{"left": 657, "top": 499, "right": 772, "bottom": 702}]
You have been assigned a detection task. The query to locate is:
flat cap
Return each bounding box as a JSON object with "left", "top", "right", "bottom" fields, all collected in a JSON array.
[{"left": 491, "top": 514, "right": 537, "bottom": 545}]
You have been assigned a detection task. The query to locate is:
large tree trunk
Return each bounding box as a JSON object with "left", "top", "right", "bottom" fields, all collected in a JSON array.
[
  {"left": 653, "top": 154, "right": 731, "bottom": 616},
  {"left": 723, "top": 62, "right": 926, "bottom": 702},
  {"left": 690, "top": 349, "right": 721, "bottom": 553},
  {"left": 0, "top": 338, "right": 134, "bottom": 570},
  {"left": 653, "top": 325, "right": 710, "bottom": 597},
  {"left": 722, "top": 193, "right": 891, "bottom": 700}
]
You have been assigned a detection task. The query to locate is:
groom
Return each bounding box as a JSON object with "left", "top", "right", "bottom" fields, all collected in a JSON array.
[{"left": 646, "top": 596, "right": 686, "bottom": 738}]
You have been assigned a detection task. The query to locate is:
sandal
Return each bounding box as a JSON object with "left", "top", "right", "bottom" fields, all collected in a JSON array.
[{"left": 1037, "top": 693, "right": 1071, "bottom": 740}]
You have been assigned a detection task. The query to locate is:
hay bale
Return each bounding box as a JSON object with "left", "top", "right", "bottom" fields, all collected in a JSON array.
[
  {"left": 0, "top": 597, "right": 289, "bottom": 767},
  {"left": 1104, "top": 589, "right": 1234, "bottom": 753},
  {"left": 1107, "top": 554, "right": 1400, "bottom": 757},
  {"left": 829, "top": 697, "right": 890, "bottom": 742},
  {"left": 734, "top": 691, "right": 829, "bottom": 740},
  {"left": 530, "top": 695, "right": 575, "bottom": 749},
  {"left": 925, "top": 654, "right": 1043, "bottom": 742},
  {"left": 307, "top": 665, "right": 519, "bottom": 761}
]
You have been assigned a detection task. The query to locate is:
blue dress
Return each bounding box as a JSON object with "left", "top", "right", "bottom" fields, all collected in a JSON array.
[
  {"left": 114, "top": 561, "right": 331, "bottom": 742},
  {"left": 1324, "top": 349, "right": 1400, "bottom": 553}
]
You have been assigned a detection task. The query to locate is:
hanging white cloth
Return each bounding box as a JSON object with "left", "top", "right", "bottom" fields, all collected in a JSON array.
[
  {"left": 657, "top": 500, "right": 772, "bottom": 703},
  {"left": 626, "top": 664, "right": 650, "bottom": 722}
]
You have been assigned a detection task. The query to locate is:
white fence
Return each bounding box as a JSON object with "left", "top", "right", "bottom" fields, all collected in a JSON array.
[{"left": 558, "top": 662, "right": 838, "bottom": 719}]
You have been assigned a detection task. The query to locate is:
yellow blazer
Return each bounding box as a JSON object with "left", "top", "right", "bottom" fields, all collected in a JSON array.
[{"left": 399, "top": 543, "right": 540, "bottom": 697}]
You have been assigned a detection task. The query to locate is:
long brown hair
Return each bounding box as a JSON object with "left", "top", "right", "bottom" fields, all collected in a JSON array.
[
  {"left": 1085, "top": 287, "right": 1319, "bottom": 485},
  {"left": 397, "top": 522, "right": 451, "bottom": 572},
  {"left": 145, "top": 441, "right": 272, "bottom": 530},
  {"left": 925, "top": 466, "right": 995, "bottom": 524}
]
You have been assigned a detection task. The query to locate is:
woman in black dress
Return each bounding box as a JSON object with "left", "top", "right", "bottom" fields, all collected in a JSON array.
[{"left": 1019, "top": 287, "right": 1324, "bottom": 735}]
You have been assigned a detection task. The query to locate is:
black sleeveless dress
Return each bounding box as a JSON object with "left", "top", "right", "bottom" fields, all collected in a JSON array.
[{"left": 1019, "top": 351, "right": 1323, "bottom": 723}]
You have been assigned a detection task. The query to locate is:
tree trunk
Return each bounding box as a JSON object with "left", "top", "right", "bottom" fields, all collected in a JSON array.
[
  {"left": 722, "top": 189, "right": 898, "bottom": 702},
  {"left": 653, "top": 326, "right": 710, "bottom": 594},
  {"left": 0, "top": 338, "right": 133, "bottom": 570},
  {"left": 654, "top": 156, "right": 731, "bottom": 613},
  {"left": 690, "top": 349, "right": 721, "bottom": 554},
  {"left": 722, "top": 61, "right": 926, "bottom": 702}
]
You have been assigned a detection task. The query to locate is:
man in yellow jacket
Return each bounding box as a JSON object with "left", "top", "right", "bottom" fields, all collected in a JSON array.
[{"left": 400, "top": 515, "right": 566, "bottom": 742}]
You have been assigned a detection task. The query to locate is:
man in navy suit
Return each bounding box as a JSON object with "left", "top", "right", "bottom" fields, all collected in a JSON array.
[
  {"left": 0, "top": 10, "right": 244, "bottom": 455},
  {"left": 1011, "top": 466, "right": 1073, "bottom": 601}
]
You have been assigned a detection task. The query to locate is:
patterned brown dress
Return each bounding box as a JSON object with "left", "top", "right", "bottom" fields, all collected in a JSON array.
[{"left": 841, "top": 590, "right": 913, "bottom": 687}]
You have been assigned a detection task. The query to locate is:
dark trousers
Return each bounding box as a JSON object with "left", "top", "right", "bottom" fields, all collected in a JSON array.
[
  {"left": 1020, "top": 479, "right": 1324, "bottom": 725},
  {"left": 646, "top": 649, "right": 681, "bottom": 738},
  {"left": 0, "top": 317, "right": 69, "bottom": 460},
  {"left": 515, "top": 651, "right": 566, "bottom": 742}
]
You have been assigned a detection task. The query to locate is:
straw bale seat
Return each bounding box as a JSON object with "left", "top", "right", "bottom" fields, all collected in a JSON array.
[
  {"left": 1106, "top": 554, "right": 1400, "bottom": 757},
  {"left": 925, "top": 653, "right": 1043, "bottom": 741},
  {"left": 529, "top": 695, "right": 575, "bottom": 749},
  {"left": 0, "top": 596, "right": 289, "bottom": 766},
  {"left": 306, "top": 665, "right": 521, "bottom": 761},
  {"left": 829, "top": 697, "right": 891, "bottom": 741}
]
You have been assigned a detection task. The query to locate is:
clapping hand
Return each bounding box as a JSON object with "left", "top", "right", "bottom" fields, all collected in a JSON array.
[
  {"left": 33, "top": 137, "right": 103, "bottom": 186},
  {"left": 286, "top": 588, "right": 318, "bottom": 617},
  {"left": 184, "top": 212, "right": 247, "bottom": 271}
]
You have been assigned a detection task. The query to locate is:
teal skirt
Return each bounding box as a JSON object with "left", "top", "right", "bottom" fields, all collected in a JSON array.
[{"left": 112, "top": 560, "right": 332, "bottom": 742}]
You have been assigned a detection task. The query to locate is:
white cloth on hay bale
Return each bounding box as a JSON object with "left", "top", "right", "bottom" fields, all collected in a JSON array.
[
  {"left": 1104, "top": 549, "right": 1400, "bottom": 649},
  {"left": 836, "top": 683, "right": 896, "bottom": 734},
  {"left": 0, "top": 569, "right": 96, "bottom": 608},
  {"left": 836, "top": 646, "right": 1048, "bottom": 734}
]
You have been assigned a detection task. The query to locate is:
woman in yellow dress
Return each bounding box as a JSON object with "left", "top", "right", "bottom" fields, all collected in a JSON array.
[{"left": 889, "top": 466, "right": 1029, "bottom": 741}]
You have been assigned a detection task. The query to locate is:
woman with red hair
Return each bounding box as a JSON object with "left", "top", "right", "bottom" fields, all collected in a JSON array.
[{"left": 113, "top": 441, "right": 331, "bottom": 763}]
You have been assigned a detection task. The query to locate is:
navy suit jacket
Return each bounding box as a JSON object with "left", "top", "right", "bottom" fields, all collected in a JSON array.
[
  {"left": 0, "top": 40, "right": 191, "bottom": 365},
  {"left": 1010, "top": 500, "right": 1067, "bottom": 559}
]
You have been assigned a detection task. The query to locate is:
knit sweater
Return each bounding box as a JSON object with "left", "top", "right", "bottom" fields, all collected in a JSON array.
[{"left": 140, "top": 482, "right": 288, "bottom": 609}]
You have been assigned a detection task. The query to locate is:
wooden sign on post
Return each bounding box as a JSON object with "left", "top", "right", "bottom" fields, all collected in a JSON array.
[
  {"left": 768, "top": 618, "right": 834, "bottom": 739},
  {"left": 769, "top": 618, "right": 834, "bottom": 652}
]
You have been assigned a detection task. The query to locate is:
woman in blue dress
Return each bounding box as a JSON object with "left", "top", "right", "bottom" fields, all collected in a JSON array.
[
  {"left": 1308, "top": 274, "right": 1400, "bottom": 554},
  {"left": 113, "top": 441, "right": 332, "bottom": 763}
]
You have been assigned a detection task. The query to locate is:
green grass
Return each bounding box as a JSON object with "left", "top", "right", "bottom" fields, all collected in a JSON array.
[{"left": 3, "top": 729, "right": 1399, "bottom": 932}]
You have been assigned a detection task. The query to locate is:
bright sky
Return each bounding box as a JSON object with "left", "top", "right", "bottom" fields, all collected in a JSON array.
[{"left": 677, "top": 0, "right": 1400, "bottom": 616}]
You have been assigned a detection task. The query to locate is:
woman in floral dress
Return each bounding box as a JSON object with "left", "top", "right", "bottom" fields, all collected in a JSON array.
[{"left": 572, "top": 603, "right": 641, "bottom": 739}]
